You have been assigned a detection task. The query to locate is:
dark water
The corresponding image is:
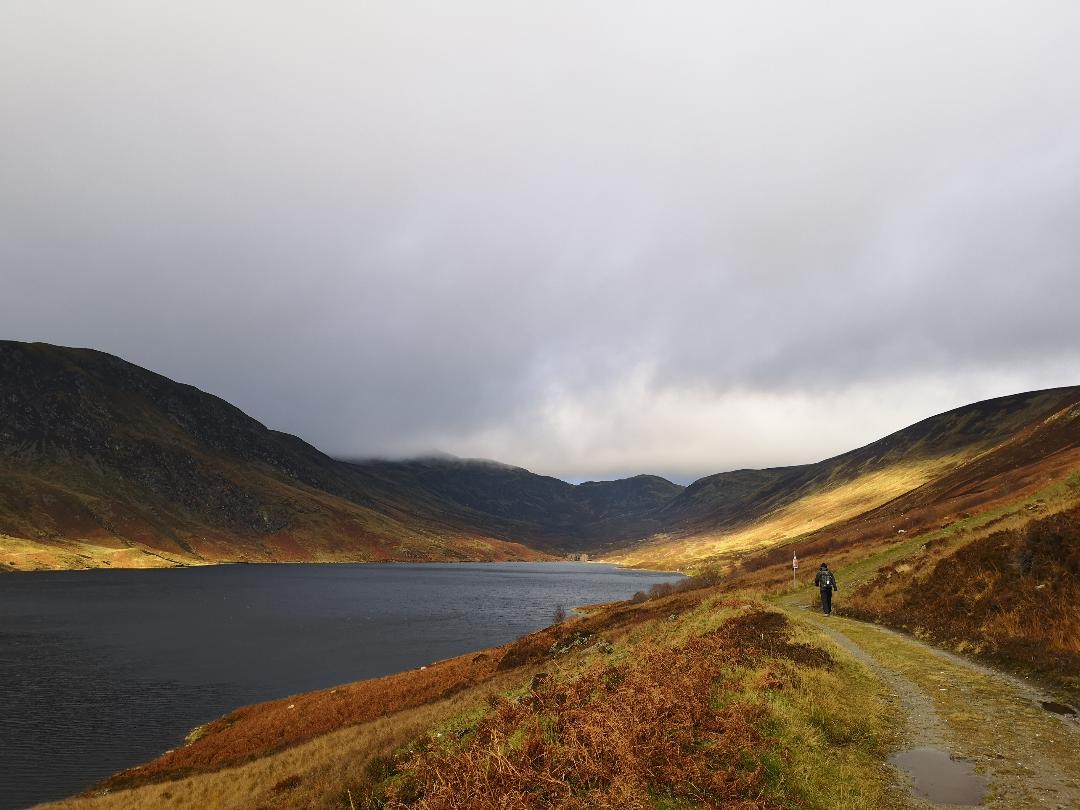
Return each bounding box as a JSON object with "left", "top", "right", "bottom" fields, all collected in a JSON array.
[
  {"left": 887, "top": 747, "right": 989, "bottom": 806},
  {"left": 1040, "top": 700, "right": 1076, "bottom": 715},
  {"left": 0, "top": 562, "right": 679, "bottom": 809}
]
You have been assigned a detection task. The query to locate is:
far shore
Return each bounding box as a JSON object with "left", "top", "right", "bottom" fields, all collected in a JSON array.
[{"left": 0, "top": 537, "right": 685, "bottom": 577}]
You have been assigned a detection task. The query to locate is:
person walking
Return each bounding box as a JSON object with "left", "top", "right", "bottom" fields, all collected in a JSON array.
[{"left": 814, "top": 563, "right": 838, "bottom": 615}]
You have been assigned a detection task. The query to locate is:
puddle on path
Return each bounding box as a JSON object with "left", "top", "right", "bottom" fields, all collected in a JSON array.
[
  {"left": 1039, "top": 700, "right": 1076, "bottom": 715},
  {"left": 887, "top": 747, "right": 989, "bottom": 806}
]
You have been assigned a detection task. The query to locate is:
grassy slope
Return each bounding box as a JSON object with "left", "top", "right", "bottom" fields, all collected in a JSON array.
[
  {"left": 9, "top": 339, "right": 1080, "bottom": 574},
  {"left": 717, "top": 457, "right": 1080, "bottom": 702},
  {"left": 0, "top": 342, "right": 553, "bottom": 568},
  {"left": 610, "top": 388, "right": 1080, "bottom": 572},
  {"left": 842, "top": 489, "right": 1080, "bottom": 692},
  {"left": 0, "top": 454, "right": 554, "bottom": 571},
  {"left": 349, "top": 459, "right": 686, "bottom": 552},
  {"left": 46, "top": 588, "right": 903, "bottom": 810},
  {"left": 24, "top": 384, "right": 1080, "bottom": 807},
  {"left": 608, "top": 454, "right": 968, "bottom": 570},
  {"left": 5, "top": 341, "right": 1077, "bottom": 571},
  {"left": 40, "top": 434, "right": 1080, "bottom": 808},
  {"left": 1, "top": 342, "right": 696, "bottom": 568}
]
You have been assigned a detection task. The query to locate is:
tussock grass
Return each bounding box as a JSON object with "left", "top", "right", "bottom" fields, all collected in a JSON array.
[{"left": 341, "top": 606, "right": 898, "bottom": 810}]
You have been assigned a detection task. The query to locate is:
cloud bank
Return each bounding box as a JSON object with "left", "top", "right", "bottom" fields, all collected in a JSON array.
[{"left": 3, "top": 2, "right": 1080, "bottom": 481}]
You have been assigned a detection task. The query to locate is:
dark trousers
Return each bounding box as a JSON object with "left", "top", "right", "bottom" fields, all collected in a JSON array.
[{"left": 820, "top": 588, "right": 833, "bottom": 615}]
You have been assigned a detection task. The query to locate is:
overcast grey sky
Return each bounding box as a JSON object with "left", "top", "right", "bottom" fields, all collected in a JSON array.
[{"left": 3, "top": 2, "right": 1080, "bottom": 482}]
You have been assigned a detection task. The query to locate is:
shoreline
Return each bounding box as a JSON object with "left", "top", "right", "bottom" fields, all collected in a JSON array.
[
  {"left": 0, "top": 537, "right": 554, "bottom": 573},
  {"left": 4, "top": 561, "right": 685, "bottom": 808},
  {"left": 0, "top": 538, "right": 685, "bottom": 576}
]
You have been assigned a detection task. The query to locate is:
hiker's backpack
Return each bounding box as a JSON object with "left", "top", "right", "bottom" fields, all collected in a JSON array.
[{"left": 821, "top": 571, "right": 834, "bottom": 589}]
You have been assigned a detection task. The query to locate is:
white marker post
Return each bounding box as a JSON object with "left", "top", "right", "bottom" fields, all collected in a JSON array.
[{"left": 792, "top": 552, "right": 798, "bottom": 588}]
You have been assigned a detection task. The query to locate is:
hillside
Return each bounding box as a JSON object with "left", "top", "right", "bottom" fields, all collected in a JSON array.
[
  {"left": 0, "top": 342, "right": 682, "bottom": 569},
  {"left": 607, "top": 386, "right": 1080, "bottom": 569},
  {"left": 3, "top": 340, "right": 1080, "bottom": 574},
  {"left": 42, "top": 525, "right": 1080, "bottom": 809},
  {"left": 348, "top": 457, "right": 683, "bottom": 552},
  {"left": 840, "top": 497, "right": 1080, "bottom": 690},
  {"left": 9, "top": 344, "right": 1080, "bottom": 807},
  {"left": 47, "top": 586, "right": 902, "bottom": 810}
]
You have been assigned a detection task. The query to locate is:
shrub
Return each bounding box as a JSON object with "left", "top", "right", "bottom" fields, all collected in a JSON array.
[
  {"left": 648, "top": 581, "right": 676, "bottom": 599},
  {"left": 375, "top": 614, "right": 796, "bottom": 809}
]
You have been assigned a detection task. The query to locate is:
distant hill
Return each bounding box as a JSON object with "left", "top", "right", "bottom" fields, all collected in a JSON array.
[
  {"left": 353, "top": 456, "right": 683, "bottom": 550},
  {"left": 3, "top": 340, "right": 1079, "bottom": 572},
  {"left": 607, "top": 386, "right": 1080, "bottom": 569},
  {"left": 0, "top": 342, "right": 681, "bottom": 569}
]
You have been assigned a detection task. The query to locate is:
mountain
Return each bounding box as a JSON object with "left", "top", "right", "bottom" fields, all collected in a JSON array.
[
  {"left": 607, "top": 385, "right": 1080, "bottom": 569},
  {"left": 0, "top": 341, "right": 683, "bottom": 569},
  {"left": 13, "top": 351, "right": 1079, "bottom": 809},
  {"left": 3, "top": 340, "right": 1079, "bottom": 573},
  {"left": 356, "top": 456, "right": 683, "bottom": 550}
]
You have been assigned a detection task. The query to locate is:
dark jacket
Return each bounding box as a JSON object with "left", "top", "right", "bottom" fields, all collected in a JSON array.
[{"left": 814, "top": 569, "right": 838, "bottom": 590}]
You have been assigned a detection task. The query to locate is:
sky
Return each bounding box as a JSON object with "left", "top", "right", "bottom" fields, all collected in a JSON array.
[{"left": 3, "top": 2, "right": 1080, "bottom": 483}]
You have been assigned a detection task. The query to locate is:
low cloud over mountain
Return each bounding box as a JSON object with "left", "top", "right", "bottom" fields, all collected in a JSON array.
[{"left": 4, "top": 3, "right": 1080, "bottom": 479}]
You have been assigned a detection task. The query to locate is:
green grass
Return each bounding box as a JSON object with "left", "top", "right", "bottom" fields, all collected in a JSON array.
[
  {"left": 818, "top": 472, "right": 1080, "bottom": 597},
  {"left": 335, "top": 599, "right": 903, "bottom": 810}
]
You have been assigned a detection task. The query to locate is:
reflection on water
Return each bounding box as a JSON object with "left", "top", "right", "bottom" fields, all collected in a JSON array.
[
  {"left": 888, "top": 747, "right": 989, "bottom": 806},
  {"left": 0, "top": 562, "right": 678, "bottom": 810},
  {"left": 1039, "top": 700, "right": 1076, "bottom": 715}
]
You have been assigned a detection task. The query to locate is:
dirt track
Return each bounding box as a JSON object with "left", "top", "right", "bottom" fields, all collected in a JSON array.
[{"left": 785, "top": 599, "right": 1080, "bottom": 809}]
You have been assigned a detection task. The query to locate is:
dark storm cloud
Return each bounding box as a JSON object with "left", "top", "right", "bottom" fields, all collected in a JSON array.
[{"left": 3, "top": 2, "right": 1080, "bottom": 480}]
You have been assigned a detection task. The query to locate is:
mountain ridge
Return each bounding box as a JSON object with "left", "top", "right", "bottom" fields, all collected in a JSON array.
[
  {"left": 3, "top": 339, "right": 1079, "bottom": 571},
  {"left": 0, "top": 341, "right": 683, "bottom": 568},
  {"left": 608, "top": 386, "right": 1080, "bottom": 568}
]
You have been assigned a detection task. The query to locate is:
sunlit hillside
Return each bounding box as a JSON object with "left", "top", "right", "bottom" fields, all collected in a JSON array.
[
  {"left": 606, "top": 389, "right": 1080, "bottom": 571},
  {"left": 609, "top": 455, "right": 967, "bottom": 570},
  {"left": 3, "top": 340, "right": 1078, "bottom": 577},
  {"left": 24, "top": 376, "right": 1080, "bottom": 809},
  {"left": 0, "top": 342, "right": 680, "bottom": 570}
]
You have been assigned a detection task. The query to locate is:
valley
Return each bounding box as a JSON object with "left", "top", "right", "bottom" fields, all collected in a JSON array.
[
  {"left": 3, "top": 340, "right": 1079, "bottom": 808},
  {"left": 4, "top": 341, "right": 1079, "bottom": 579}
]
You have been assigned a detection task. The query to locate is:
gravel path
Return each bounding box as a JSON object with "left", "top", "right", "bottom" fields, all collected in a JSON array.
[{"left": 785, "top": 601, "right": 1080, "bottom": 809}]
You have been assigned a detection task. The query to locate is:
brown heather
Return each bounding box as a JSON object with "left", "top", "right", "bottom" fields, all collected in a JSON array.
[
  {"left": 354, "top": 610, "right": 831, "bottom": 810},
  {"left": 90, "top": 582, "right": 728, "bottom": 794},
  {"left": 843, "top": 504, "right": 1080, "bottom": 691},
  {"left": 45, "top": 589, "right": 902, "bottom": 810}
]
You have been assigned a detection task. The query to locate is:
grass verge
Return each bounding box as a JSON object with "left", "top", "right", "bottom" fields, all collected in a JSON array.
[{"left": 339, "top": 602, "right": 901, "bottom": 810}]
